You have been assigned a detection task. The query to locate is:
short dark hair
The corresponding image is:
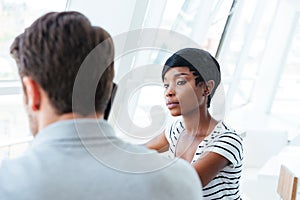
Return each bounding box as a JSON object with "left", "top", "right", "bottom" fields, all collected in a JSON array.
[
  {"left": 162, "top": 48, "right": 221, "bottom": 108},
  {"left": 10, "top": 11, "right": 114, "bottom": 115}
]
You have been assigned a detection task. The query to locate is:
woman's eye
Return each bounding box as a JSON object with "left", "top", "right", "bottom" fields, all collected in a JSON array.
[
  {"left": 177, "top": 80, "right": 186, "bottom": 85},
  {"left": 163, "top": 84, "right": 169, "bottom": 88}
]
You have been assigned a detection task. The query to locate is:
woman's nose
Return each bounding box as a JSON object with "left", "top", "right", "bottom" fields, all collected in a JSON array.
[{"left": 165, "top": 87, "right": 175, "bottom": 97}]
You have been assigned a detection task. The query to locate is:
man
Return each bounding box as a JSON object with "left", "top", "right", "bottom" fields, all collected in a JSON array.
[{"left": 0, "top": 11, "right": 202, "bottom": 200}]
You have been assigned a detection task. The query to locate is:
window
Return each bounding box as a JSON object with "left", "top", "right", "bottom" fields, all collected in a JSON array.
[
  {"left": 0, "top": 0, "right": 67, "bottom": 158},
  {"left": 110, "top": 0, "right": 235, "bottom": 141},
  {"left": 271, "top": 13, "right": 300, "bottom": 138},
  {"left": 218, "top": 0, "right": 279, "bottom": 110}
]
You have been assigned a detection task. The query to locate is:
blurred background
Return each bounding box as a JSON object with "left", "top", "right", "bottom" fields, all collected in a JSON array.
[{"left": 1, "top": 0, "right": 300, "bottom": 199}]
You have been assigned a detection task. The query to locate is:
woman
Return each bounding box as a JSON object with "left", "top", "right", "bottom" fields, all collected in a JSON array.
[{"left": 147, "top": 48, "right": 243, "bottom": 199}]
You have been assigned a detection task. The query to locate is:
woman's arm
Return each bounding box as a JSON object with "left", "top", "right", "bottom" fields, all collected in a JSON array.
[
  {"left": 192, "top": 152, "right": 229, "bottom": 187},
  {"left": 146, "top": 132, "right": 169, "bottom": 153}
]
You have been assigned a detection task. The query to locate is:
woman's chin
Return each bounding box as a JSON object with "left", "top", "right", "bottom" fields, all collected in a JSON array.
[{"left": 169, "top": 110, "right": 181, "bottom": 117}]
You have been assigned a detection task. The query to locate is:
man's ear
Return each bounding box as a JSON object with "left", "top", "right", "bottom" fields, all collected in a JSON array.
[{"left": 22, "top": 76, "right": 41, "bottom": 111}]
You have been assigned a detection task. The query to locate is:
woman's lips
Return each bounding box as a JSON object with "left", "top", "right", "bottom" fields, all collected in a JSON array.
[{"left": 166, "top": 102, "right": 179, "bottom": 109}]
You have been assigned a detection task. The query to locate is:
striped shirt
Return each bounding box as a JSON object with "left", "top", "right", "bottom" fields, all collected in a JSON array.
[{"left": 165, "top": 119, "right": 243, "bottom": 200}]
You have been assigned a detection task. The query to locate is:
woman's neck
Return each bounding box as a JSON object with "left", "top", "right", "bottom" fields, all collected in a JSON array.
[{"left": 182, "top": 108, "right": 218, "bottom": 137}]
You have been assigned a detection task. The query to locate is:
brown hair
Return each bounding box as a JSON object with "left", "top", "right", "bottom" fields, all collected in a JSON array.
[{"left": 10, "top": 11, "right": 114, "bottom": 115}]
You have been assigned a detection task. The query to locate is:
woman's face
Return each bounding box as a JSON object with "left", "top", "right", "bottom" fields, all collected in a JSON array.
[{"left": 163, "top": 66, "right": 206, "bottom": 116}]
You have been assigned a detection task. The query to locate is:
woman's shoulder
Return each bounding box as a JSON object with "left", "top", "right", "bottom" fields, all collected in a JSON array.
[
  {"left": 217, "top": 121, "right": 243, "bottom": 138},
  {"left": 211, "top": 121, "right": 244, "bottom": 148},
  {"left": 165, "top": 117, "right": 184, "bottom": 131},
  {"left": 164, "top": 117, "right": 185, "bottom": 141},
  {"left": 207, "top": 121, "right": 244, "bottom": 166}
]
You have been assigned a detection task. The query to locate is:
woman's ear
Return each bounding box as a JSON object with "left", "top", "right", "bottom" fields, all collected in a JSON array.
[
  {"left": 203, "top": 80, "right": 215, "bottom": 96},
  {"left": 22, "top": 76, "right": 41, "bottom": 111}
]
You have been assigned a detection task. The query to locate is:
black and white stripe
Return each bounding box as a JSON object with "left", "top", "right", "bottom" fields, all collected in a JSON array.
[{"left": 165, "top": 120, "right": 243, "bottom": 200}]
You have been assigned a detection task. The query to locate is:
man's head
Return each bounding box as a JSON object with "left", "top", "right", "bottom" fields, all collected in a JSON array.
[
  {"left": 10, "top": 11, "right": 114, "bottom": 134},
  {"left": 162, "top": 48, "right": 220, "bottom": 108}
]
